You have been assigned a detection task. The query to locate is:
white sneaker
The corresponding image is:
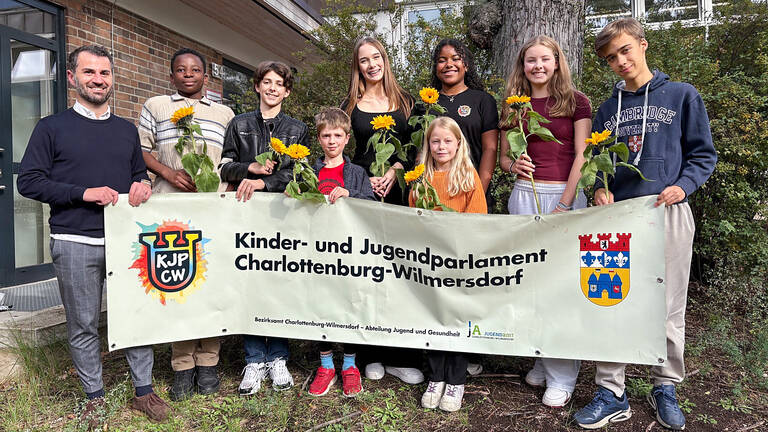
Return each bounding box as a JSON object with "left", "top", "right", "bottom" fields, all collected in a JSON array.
[
  {"left": 421, "top": 381, "right": 445, "bottom": 409},
  {"left": 525, "top": 364, "right": 546, "bottom": 387},
  {"left": 467, "top": 362, "right": 483, "bottom": 376},
  {"left": 239, "top": 362, "right": 268, "bottom": 395},
  {"left": 267, "top": 358, "right": 294, "bottom": 391},
  {"left": 542, "top": 387, "right": 572, "bottom": 408},
  {"left": 438, "top": 384, "right": 464, "bottom": 412},
  {"left": 385, "top": 366, "right": 424, "bottom": 384},
  {"left": 365, "top": 362, "right": 385, "bottom": 380}
]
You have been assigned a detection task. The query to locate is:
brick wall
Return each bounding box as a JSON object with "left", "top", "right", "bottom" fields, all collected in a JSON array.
[{"left": 50, "top": 0, "right": 226, "bottom": 124}]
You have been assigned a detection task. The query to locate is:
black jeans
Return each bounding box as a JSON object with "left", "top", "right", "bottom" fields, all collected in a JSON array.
[{"left": 427, "top": 351, "right": 467, "bottom": 385}]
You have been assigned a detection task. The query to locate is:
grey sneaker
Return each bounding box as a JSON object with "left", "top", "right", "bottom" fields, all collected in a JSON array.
[
  {"left": 267, "top": 358, "right": 294, "bottom": 391},
  {"left": 239, "top": 362, "right": 268, "bottom": 395},
  {"left": 439, "top": 384, "right": 464, "bottom": 412},
  {"left": 385, "top": 366, "right": 424, "bottom": 384}
]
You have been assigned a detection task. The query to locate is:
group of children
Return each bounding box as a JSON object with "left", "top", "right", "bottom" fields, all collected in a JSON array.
[{"left": 53, "top": 15, "right": 717, "bottom": 430}]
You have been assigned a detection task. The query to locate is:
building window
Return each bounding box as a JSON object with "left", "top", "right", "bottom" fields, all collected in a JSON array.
[
  {"left": 221, "top": 58, "right": 253, "bottom": 110},
  {"left": 586, "top": 0, "right": 715, "bottom": 29}
]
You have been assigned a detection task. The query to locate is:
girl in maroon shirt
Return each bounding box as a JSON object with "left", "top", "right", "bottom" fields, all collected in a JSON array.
[{"left": 499, "top": 35, "right": 592, "bottom": 408}]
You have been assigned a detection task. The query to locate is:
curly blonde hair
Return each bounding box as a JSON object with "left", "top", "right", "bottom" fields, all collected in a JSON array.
[{"left": 419, "top": 117, "right": 475, "bottom": 197}]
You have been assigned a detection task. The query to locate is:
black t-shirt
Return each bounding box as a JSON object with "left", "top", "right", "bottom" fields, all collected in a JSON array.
[
  {"left": 344, "top": 98, "right": 417, "bottom": 206},
  {"left": 437, "top": 88, "right": 499, "bottom": 169}
]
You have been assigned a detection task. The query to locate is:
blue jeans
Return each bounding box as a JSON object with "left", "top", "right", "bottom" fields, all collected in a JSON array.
[{"left": 243, "top": 335, "right": 289, "bottom": 364}]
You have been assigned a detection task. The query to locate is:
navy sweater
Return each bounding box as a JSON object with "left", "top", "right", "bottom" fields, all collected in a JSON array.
[
  {"left": 17, "top": 109, "right": 149, "bottom": 238},
  {"left": 593, "top": 70, "right": 717, "bottom": 201}
]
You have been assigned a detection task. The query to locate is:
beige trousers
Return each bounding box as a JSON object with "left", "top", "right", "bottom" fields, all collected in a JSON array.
[
  {"left": 171, "top": 337, "right": 221, "bottom": 371},
  {"left": 595, "top": 202, "right": 695, "bottom": 396}
]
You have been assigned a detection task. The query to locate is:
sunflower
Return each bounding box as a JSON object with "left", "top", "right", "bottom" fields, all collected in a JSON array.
[
  {"left": 170, "top": 106, "right": 195, "bottom": 124},
  {"left": 586, "top": 130, "right": 612, "bottom": 145},
  {"left": 505, "top": 95, "right": 531, "bottom": 109},
  {"left": 286, "top": 143, "right": 311, "bottom": 160},
  {"left": 419, "top": 87, "right": 440, "bottom": 105},
  {"left": 370, "top": 114, "right": 396, "bottom": 131},
  {"left": 404, "top": 164, "right": 425, "bottom": 184},
  {"left": 270, "top": 137, "right": 287, "bottom": 155}
]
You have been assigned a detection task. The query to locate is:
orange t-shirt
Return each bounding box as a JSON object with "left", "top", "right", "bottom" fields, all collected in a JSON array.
[{"left": 409, "top": 168, "right": 487, "bottom": 214}]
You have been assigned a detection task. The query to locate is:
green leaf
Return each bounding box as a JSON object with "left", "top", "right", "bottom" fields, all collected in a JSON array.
[
  {"left": 408, "top": 116, "right": 421, "bottom": 127},
  {"left": 390, "top": 136, "right": 406, "bottom": 161},
  {"left": 200, "top": 155, "right": 215, "bottom": 171},
  {"left": 608, "top": 142, "right": 630, "bottom": 163},
  {"left": 410, "top": 130, "right": 424, "bottom": 149},
  {"left": 616, "top": 162, "right": 655, "bottom": 181},
  {"left": 181, "top": 152, "right": 203, "bottom": 177},
  {"left": 374, "top": 141, "right": 395, "bottom": 166},
  {"left": 254, "top": 151, "right": 274, "bottom": 166},
  {"left": 531, "top": 125, "right": 562, "bottom": 144},
  {"left": 593, "top": 153, "right": 615, "bottom": 173},
  {"left": 366, "top": 131, "right": 382, "bottom": 153},
  {"left": 578, "top": 161, "right": 598, "bottom": 189},
  {"left": 190, "top": 123, "right": 203, "bottom": 136},
  {"left": 583, "top": 144, "right": 595, "bottom": 159},
  {"left": 506, "top": 130, "right": 527, "bottom": 159},
  {"left": 175, "top": 136, "right": 186, "bottom": 155},
  {"left": 528, "top": 116, "right": 540, "bottom": 132},
  {"left": 395, "top": 168, "right": 406, "bottom": 191},
  {"left": 194, "top": 169, "right": 219, "bottom": 192},
  {"left": 432, "top": 103, "right": 447, "bottom": 114},
  {"left": 285, "top": 181, "right": 301, "bottom": 199},
  {"left": 527, "top": 110, "right": 551, "bottom": 124}
]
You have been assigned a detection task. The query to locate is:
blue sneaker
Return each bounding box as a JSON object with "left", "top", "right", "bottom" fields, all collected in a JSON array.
[
  {"left": 573, "top": 386, "right": 632, "bottom": 429},
  {"left": 647, "top": 385, "right": 686, "bottom": 430}
]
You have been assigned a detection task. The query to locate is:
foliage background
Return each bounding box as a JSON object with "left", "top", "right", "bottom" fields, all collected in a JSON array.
[{"left": 235, "top": 0, "right": 768, "bottom": 362}]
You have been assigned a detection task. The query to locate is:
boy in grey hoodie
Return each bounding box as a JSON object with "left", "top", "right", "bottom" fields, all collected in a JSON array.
[{"left": 573, "top": 18, "right": 716, "bottom": 431}]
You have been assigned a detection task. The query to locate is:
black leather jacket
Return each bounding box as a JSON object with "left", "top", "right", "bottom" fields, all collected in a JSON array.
[{"left": 219, "top": 110, "right": 309, "bottom": 192}]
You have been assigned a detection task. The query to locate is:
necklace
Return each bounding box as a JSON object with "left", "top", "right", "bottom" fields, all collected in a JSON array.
[{"left": 441, "top": 85, "right": 468, "bottom": 103}]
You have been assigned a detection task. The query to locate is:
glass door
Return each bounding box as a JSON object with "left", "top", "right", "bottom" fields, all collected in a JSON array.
[{"left": 0, "top": 0, "right": 66, "bottom": 286}]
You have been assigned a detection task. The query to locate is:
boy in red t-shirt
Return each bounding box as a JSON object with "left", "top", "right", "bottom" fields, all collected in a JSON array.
[{"left": 307, "top": 108, "right": 375, "bottom": 397}]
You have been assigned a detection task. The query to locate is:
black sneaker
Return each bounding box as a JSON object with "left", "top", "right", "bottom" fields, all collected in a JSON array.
[
  {"left": 196, "top": 365, "right": 220, "bottom": 395},
  {"left": 170, "top": 368, "right": 195, "bottom": 401}
]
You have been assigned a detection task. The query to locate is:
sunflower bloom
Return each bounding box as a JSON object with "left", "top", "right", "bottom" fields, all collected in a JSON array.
[
  {"left": 370, "top": 114, "right": 396, "bottom": 131},
  {"left": 170, "top": 106, "right": 195, "bottom": 124},
  {"left": 286, "top": 143, "right": 310, "bottom": 160},
  {"left": 404, "top": 164, "right": 425, "bottom": 184},
  {"left": 586, "top": 129, "right": 612, "bottom": 145},
  {"left": 270, "top": 137, "right": 287, "bottom": 155},
  {"left": 505, "top": 95, "right": 531, "bottom": 108},
  {"left": 419, "top": 87, "right": 440, "bottom": 105}
]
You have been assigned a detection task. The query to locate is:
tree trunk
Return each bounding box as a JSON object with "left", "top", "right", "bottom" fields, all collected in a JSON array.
[{"left": 491, "top": 0, "right": 585, "bottom": 82}]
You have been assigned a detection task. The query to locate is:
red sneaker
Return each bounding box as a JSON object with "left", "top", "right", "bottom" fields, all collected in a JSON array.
[
  {"left": 309, "top": 367, "right": 336, "bottom": 396},
  {"left": 342, "top": 366, "right": 363, "bottom": 397}
]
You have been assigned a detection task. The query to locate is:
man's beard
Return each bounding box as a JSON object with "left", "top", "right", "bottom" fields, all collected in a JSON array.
[{"left": 73, "top": 75, "right": 113, "bottom": 105}]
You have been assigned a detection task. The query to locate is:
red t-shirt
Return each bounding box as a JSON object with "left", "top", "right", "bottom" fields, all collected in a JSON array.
[
  {"left": 318, "top": 162, "right": 345, "bottom": 195},
  {"left": 524, "top": 92, "right": 592, "bottom": 181}
]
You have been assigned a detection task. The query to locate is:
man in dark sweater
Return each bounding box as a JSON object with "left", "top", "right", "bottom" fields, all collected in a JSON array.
[{"left": 17, "top": 45, "right": 169, "bottom": 427}]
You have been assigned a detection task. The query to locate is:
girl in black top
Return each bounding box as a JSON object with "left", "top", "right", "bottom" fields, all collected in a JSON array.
[
  {"left": 344, "top": 36, "right": 415, "bottom": 206},
  {"left": 340, "top": 36, "right": 424, "bottom": 385},
  {"left": 431, "top": 39, "right": 499, "bottom": 193}
]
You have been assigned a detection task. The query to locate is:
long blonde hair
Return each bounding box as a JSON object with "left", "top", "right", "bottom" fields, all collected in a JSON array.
[
  {"left": 344, "top": 37, "right": 412, "bottom": 118},
  {"left": 419, "top": 117, "right": 475, "bottom": 197},
  {"left": 500, "top": 35, "right": 577, "bottom": 127}
]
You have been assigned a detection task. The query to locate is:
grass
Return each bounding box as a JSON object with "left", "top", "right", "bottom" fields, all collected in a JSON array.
[{"left": 1, "top": 308, "right": 767, "bottom": 431}]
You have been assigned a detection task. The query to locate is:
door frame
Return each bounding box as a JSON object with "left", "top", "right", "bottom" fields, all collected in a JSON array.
[{"left": 0, "top": 0, "right": 66, "bottom": 287}]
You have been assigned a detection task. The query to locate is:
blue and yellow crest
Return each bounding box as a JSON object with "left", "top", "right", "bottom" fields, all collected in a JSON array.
[{"left": 579, "top": 233, "right": 631, "bottom": 307}]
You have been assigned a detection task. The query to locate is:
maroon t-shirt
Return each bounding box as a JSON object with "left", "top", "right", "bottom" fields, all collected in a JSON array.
[
  {"left": 318, "top": 162, "right": 345, "bottom": 195},
  {"left": 524, "top": 92, "right": 592, "bottom": 181}
]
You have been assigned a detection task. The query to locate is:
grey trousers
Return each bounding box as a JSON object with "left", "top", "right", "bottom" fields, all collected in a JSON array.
[
  {"left": 595, "top": 202, "right": 695, "bottom": 395},
  {"left": 51, "top": 238, "right": 154, "bottom": 394}
]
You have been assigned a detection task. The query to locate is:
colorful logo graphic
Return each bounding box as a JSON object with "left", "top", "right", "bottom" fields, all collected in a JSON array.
[
  {"left": 130, "top": 221, "right": 210, "bottom": 305},
  {"left": 579, "top": 233, "right": 631, "bottom": 307},
  {"left": 466, "top": 321, "right": 514, "bottom": 341}
]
